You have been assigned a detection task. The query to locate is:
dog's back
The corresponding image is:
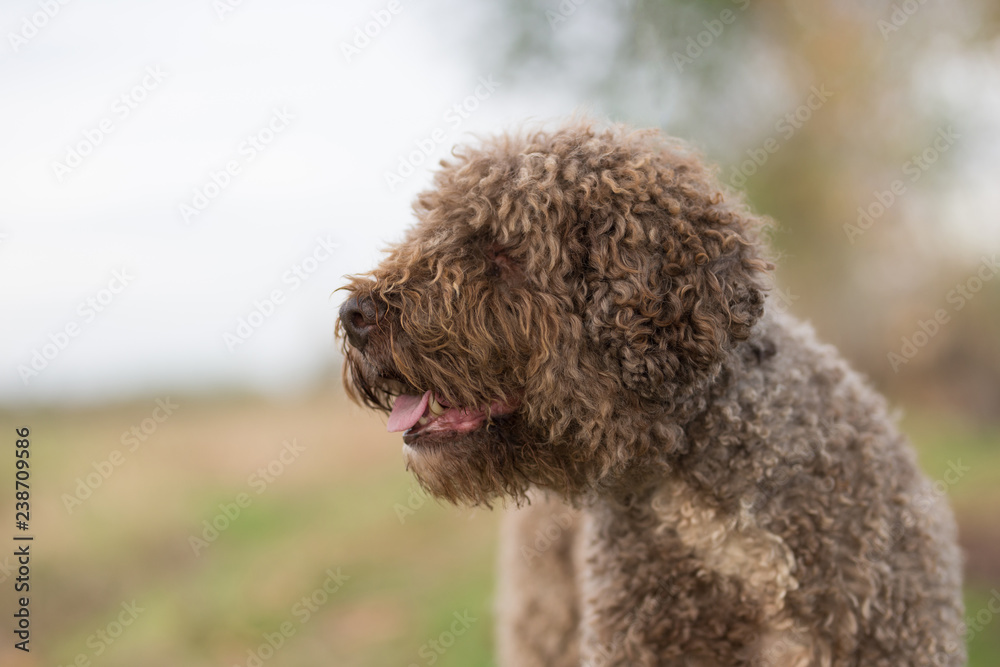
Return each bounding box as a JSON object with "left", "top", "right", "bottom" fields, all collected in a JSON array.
[{"left": 498, "top": 309, "right": 965, "bottom": 666}]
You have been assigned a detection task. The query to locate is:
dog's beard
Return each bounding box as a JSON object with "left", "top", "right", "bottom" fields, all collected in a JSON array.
[
  {"left": 401, "top": 418, "right": 597, "bottom": 506},
  {"left": 402, "top": 422, "right": 533, "bottom": 506}
]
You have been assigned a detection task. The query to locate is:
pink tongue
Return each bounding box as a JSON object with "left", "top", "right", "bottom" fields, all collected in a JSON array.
[{"left": 387, "top": 391, "right": 432, "bottom": 432}]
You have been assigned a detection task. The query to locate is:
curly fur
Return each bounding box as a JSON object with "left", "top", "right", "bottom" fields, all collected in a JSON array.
[{"left": 338, "top": 121, "right": 965, "bottom": 666}]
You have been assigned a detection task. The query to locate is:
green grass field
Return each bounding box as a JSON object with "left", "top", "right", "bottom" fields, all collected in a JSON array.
[{"left": 0, "top": 389, "right": 996, "bottom": 666}]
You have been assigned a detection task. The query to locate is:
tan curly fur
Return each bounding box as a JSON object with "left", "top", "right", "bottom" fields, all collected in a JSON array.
[{"left": 337, "top": 120, "right": 966, "bottom": 666}]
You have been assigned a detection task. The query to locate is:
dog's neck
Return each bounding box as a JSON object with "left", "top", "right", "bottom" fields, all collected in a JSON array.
[{"left": 582, "top": 311, "right": 783, "bottom": 510}]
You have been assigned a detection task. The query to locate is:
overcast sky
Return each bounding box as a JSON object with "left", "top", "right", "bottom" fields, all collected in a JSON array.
[{"left": 0, "top": 0, "right": 580, "bottom": 405}]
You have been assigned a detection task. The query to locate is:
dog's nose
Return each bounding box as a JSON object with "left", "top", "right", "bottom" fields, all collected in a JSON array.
[{"left": 340, "top": 294, "right": 380, "bottom": 351}]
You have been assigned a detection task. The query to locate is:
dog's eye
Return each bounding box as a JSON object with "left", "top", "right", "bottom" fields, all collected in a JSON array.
[
  {"left": 487, "top": 248, "right": 522, "bottom": 283},
  {"left": 478, "top": 241, "right": 525, "bottom": 286}
]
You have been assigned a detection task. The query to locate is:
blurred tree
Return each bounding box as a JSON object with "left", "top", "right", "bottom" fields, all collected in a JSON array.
[{"left": 438, "top": 0, "right": 1000, "bottom": 418}]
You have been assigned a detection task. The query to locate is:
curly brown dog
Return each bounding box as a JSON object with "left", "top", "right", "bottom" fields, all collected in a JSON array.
[{"left": 338, "top": 121, "right": 965, "bottom": 666}]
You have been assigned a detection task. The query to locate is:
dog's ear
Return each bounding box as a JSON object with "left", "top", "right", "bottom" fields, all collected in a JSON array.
[{"left": 585, "top": 204, "right": 770, "bottom": 399}]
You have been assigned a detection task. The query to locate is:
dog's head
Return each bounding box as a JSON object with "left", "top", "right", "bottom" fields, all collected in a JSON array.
[{"left": 338, "top": 122, "right": 771, "bottom": 505}]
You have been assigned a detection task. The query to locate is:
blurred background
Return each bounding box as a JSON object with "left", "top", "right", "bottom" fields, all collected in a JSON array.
[{"left": 1, "top": 0, "right": 998, "bottom": 664}]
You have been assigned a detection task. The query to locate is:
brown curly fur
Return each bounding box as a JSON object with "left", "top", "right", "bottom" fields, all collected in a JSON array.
[{"left": 338, "top": 121, "right": 966, "bottom": 666}]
